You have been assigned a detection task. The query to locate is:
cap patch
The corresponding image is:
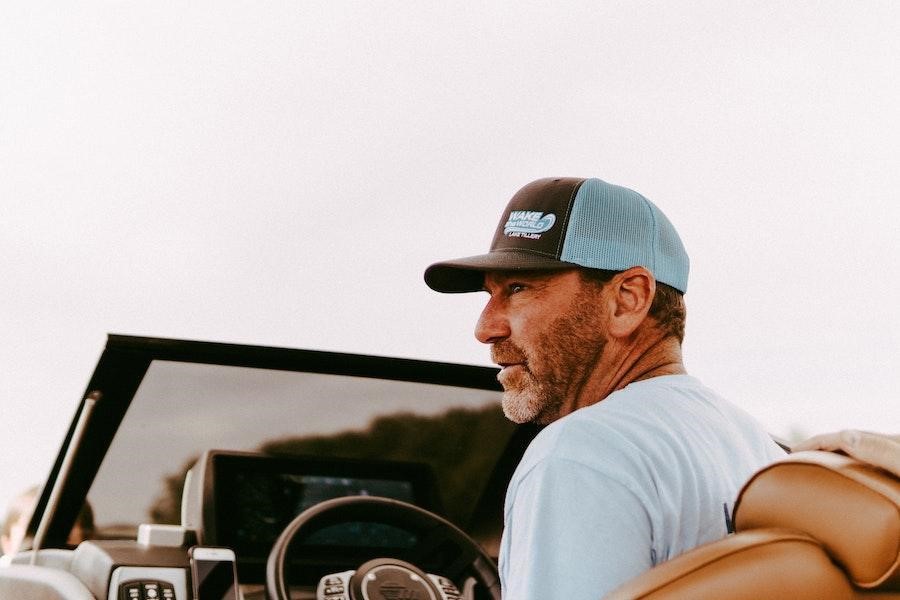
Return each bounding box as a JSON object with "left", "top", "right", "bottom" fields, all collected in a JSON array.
[{"left": 503, "top": 210, "right": 557, "bottom": 239}]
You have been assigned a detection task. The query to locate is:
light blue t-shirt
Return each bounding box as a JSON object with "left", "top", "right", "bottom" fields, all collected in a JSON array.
[{"left": 498, "top": 375, "right": 785, "bottom": 599}]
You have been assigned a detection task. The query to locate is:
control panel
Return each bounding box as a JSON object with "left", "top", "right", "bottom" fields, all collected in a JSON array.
[
  {"left": 109, "top": 566, "right": 188, "bottom": 600},
  {"left": 119, "top": 579, "right": 177, "bottom": 600}
]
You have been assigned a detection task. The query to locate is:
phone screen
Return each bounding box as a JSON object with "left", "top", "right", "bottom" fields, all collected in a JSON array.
[{"left": 193, "top": 557, "right": 238, "bottom": 600}]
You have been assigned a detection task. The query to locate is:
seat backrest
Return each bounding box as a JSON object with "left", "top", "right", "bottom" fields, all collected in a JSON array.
[
  {"left": 605, "top": 451, "right": 900, "bottom": 599},
  {"left": 735, "top": 450, "right": 900, "bottom": 592},
  {"left": 603, "top": 528, "right": 854, "bottom": 599}
]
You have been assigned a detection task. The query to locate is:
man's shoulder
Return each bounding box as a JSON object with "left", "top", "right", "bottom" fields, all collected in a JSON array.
[
  {"left": 517, "top": 374, "right": 770, "bottom": 476},
  {"left": 560, "top": 374, "right": 718, "bottom": 429},
  {"left": 586, "top": 374, "right": 744, "bottom": 426},
  {"left": 525, "top": 376, "right": 709, "bottom": 456},
  {"left": 515, "top": 405, "right": 651, "bottom": 479}
]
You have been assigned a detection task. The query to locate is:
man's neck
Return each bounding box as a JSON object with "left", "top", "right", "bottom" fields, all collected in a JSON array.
[
  {"left": 568, "top": 335, "right": 686, "bottom": 415},
  {"left": 627, "top": 339, "right": 687, "bottom": 385}
]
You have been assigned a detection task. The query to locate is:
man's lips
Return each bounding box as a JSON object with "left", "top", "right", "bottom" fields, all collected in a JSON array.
[
  {"left": 496, "top": 361, "right": 527, "bottom": 376},
  {"left": 492, "top": 344, "right": 528, "bottom": 377}
]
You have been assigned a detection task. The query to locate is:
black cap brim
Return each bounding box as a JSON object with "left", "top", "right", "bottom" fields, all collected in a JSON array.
[{"left": 424, "top": 250, "right": 577, "bottom": 293}]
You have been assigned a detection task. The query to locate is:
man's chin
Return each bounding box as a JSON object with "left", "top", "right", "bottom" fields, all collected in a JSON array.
[
  {"left": 501, "top": 386, "right": 564, "bottom": 424},
  {"left": 501, "top": 390, "right": 543, "bottom": 424}
]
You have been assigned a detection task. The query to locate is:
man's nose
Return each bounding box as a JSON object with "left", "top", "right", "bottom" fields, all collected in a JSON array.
[{"left": 475, "top": 298, "right": 510, "bottom": 344}]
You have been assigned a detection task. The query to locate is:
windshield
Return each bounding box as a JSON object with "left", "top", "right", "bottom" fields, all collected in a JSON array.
[{"left": 88, "top": 359, "right": 513, "bottom": 541}]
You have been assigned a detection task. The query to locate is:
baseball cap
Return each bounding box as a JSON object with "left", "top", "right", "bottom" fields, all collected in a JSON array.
[{"left": 424, "top": 177, "right": 690, "bottom": 293}]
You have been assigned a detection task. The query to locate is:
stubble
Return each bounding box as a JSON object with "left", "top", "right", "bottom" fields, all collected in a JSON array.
[{"left": 494, "top": 287, "right": 607, "bottom": 424}]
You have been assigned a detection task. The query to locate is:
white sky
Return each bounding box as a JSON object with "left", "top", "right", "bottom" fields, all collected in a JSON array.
[{"left": 2, "top": 1, "right": 899, "bottom": 512}]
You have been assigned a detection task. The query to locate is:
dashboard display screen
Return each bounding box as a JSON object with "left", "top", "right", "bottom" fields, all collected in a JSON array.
[{"left": 207, "top": 452, "right": 440, "bottom": 560}]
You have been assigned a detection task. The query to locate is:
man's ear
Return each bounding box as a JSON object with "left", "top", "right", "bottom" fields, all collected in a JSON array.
[{"left": 606, "top": 267, "right": 656, "bottom": 339}]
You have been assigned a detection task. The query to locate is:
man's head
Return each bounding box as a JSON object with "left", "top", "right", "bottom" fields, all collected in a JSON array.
[{"left": 424, "top": 177, "right": 689, "bottom": 424}]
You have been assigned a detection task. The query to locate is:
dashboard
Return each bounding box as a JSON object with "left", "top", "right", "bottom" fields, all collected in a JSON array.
[
  {"left": 181, "top": 450, "right": 444, "bottom": 584},
  {"left": 18, "top": 451, "right": 458, "bottom": 600}
]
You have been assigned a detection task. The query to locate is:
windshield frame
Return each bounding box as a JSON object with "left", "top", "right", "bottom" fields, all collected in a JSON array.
[{"left": 28, "top": 334, "right": 503, "bottom": 549}]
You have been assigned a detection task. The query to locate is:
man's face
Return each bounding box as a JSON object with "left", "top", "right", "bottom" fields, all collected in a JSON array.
[{"left": 477, "top": 269, "right": 608, "bottom": 424}]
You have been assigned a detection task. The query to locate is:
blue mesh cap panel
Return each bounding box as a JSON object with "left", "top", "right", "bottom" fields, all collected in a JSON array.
[
  {"left": 559, "top": 178, "right": 689, "bottom": 293},
  {"left": 647, "top": 202, "right": 690, "bottom": 293}
]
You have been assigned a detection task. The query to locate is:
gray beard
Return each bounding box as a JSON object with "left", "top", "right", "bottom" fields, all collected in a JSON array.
[
  {"left": 501, "top": 376, "right": 563, "bottom": 424},
  {"left": 495, "top": 290, "right": 608, "bottom": 425}
]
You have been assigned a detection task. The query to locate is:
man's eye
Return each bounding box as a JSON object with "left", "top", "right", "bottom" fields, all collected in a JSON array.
[{"left": 509, "top": 283, "right": 526, "bottom": 294}]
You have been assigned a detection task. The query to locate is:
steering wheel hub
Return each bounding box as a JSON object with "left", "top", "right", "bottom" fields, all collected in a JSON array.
[{"left": 351, "top": 559, "right": 438, "bottom": 600}]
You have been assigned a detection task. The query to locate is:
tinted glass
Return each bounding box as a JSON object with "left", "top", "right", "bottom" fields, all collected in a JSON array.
[{"left": 88, "top": 360, "right": 512, "bottom": 546}]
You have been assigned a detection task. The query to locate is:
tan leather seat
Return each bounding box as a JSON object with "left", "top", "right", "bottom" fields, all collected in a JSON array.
[{"left": 605, "top": 451, "right": 900, "bottom": 599}]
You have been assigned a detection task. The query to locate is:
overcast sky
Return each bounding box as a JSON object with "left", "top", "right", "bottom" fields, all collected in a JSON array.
[{"left": 2, "top": 1, "right": 899, "bottom": 513}]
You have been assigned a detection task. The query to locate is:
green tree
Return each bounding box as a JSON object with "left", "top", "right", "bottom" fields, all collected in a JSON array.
[{"left": 149, "top": 404, "right": 515, "bottom": 532}]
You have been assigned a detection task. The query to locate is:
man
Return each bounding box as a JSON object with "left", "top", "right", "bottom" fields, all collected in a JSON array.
[{"left": 424, "top": 177, "right": 786, "bottom": 599}]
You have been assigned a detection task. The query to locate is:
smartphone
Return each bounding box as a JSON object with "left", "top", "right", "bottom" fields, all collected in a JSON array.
[{"left": 189, "top": 546, "right": 239, "bottom": 600}]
